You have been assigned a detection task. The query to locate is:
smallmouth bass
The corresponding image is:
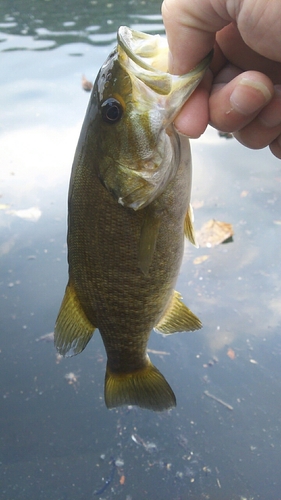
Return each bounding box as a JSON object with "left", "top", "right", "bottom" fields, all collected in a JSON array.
[{"left": 54, "top": 27, "right": 212, "bottom": 411}]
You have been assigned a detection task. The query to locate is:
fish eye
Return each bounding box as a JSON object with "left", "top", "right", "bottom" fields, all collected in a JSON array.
[{"left": 101, "top": 98, "right": 123, "bottom": 124}]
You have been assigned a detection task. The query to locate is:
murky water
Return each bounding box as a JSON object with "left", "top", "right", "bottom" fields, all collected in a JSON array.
[{"left": 1, "top": 1, "right": 281, "bottom": 499}]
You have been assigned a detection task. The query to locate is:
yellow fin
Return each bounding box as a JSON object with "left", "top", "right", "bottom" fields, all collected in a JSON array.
[
  {"left": 184, "top": 204, "right": 198, "bottom": 246},
  {"left": 155, "top": 290, "right": 202, "bottom": 334},
  {"left": 104, "top": 358, "right": 176, "bottom": 411},
  {"left": 138, "top": 210, "right": 161, "bottom": 276},
  {"left": 54, "top": 282, "right": 95, "bottom": 356}
]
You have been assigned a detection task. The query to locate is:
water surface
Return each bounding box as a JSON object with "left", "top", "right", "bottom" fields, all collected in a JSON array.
[{"left": 1, "top": 1, "right": 281, "bottom": 499}]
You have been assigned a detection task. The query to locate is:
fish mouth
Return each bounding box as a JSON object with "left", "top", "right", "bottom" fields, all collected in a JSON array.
[
  {"left": 117, "top": 26, "right": 169, "bottom": 73},
  {"left": 117, "top": 26, "right": 213, "bottom": 111}
]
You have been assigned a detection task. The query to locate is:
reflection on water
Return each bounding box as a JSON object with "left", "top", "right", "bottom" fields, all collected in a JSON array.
[
  {"left": 1, "top": 1, "right": 281, "bottom": 499},
  {"left": 0, "top": 0, "right": 163, "bottom": 50}
]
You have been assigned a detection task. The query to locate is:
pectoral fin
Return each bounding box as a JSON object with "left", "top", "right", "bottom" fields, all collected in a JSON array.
[
  {"left": 54, "top": 282, "right": 95, "bottom": 356},
  {"left": 184, "top": 204, "right": 198, "bottom": 247},
  {"left": 138, "top": 209, "right": 161, "bottom": 276},
  {"left": 155, "top": 290, "right": 202, "bottom": 334}
]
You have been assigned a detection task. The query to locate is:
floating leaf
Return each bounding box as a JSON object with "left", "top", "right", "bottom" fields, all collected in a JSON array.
[
  {"left": 227, "top": 348, "right": 236, "bottom": 360},
  {"left": 196, "top": 219, "right": 234, "bottom": 248},
  {"left": 82, "top": 74, "right": 93, "bottom": 91},
  {"left": 192, "top": 200, "right": 204, "bottom": 209},
  {"left": 193, "top": 255, "right": 209, "bottom": 265},
  {"left": 240, "top": 190, "right": 249, "bottom": 198}
]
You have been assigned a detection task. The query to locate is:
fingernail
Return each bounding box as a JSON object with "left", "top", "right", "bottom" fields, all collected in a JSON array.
[
  {"left": 230, "top": 78, "right": 272, "bottom": 115},
  {"left": 258, "top": 85, "right": 281, "bottom": 128}
]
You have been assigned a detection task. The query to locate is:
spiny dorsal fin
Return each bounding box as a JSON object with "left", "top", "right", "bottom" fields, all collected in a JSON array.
[
  {"left": 184, "top": 204, "right": 198, "bottom": 247},
  {"left": 138, "top": 209, "right": 161, "bottom": 276},
  {"left": 155, "top": 290, "right": 202, "bottom": 334},
  {"left": 54, "top": 282, "right": 95, "bottom": 356},
  {"left": 105, "top": 357, "right": 176, "bottom": 411}
]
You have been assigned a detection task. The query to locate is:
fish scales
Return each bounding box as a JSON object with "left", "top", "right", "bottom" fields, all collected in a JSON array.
[
  {"left": 69, "top": 140, "right": 188, "bottom": 370},
  {"left": 54, "top": 26, "right": 212, "bottom": 411}
]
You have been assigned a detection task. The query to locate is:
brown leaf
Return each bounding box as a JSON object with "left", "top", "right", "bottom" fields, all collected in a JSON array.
[
  {"left": 240, "top": 190, "right": 249, "bottom": 198},
  {"left": 82, "top": 74, "right": 93, "bottom": 91},
  {"left": 196, "top": 219, "right": 234, "bottom": 248},
  {"left": 227, "top": 348, "right": 236, "bottom": 360},
  {"left": 193, "top": 255, "right": 209, "bottom": 265},
  {"left": 192, "top": 200, "right": 204, "bottom": 209}
]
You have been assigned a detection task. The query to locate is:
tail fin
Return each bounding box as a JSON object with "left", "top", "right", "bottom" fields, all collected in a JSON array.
[{"left": 104, "top": 358, "right": 176, "bottom": 411}]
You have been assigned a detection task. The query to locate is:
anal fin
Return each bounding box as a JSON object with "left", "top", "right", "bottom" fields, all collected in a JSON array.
[
  {"left": 155, "top": 290, "right": 202, "bottom": 334},
  {"left": 54, "top": 282, "right": 95, "bottom": 356}
]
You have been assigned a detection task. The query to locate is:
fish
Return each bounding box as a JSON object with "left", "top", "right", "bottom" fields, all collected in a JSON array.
[{"left": 54, "top": 26, "right": 212, "bottom": 411}]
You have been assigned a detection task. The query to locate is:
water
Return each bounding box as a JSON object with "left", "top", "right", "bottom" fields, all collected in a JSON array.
[{"left": 1, "top": 1, "right": 281, "bottom": 499}]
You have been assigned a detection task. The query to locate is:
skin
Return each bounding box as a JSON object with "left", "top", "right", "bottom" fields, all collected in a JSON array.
[{"left": 162, "top": 0, "right": 281, "bottom": 158}]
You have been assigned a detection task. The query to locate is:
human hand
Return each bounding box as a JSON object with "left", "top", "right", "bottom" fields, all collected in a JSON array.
[{"left": 162, "top": 0, "right": 281, "bottom": 158}]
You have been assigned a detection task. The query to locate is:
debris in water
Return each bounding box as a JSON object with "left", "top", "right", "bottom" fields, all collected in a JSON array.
[
  {"left": 203, "top": 356, "right": 218, "bottom": 368},
  {"left": 227, "top": 348, "right": 236, "bottom": 360},
  {"left": 131, "top": 433, "right": 157, "bottom": 452},
  {"left": 82, "top": 74, "right": 93, "bottom": 91},
  {"left": 204, "top": 390, "right": 233, "bottom": 411},
  {"left": 240, "top": 190, "right": 249, "bottom": 198},
  {"left": 193, "top": 255, "right": 209, "bottom": 265},
  {"left": 249, "top": 358, "right": 258, "bottom": 364},
  {"left": 55, "top": 353, "right": 63, "bottom": 364},
  {"left": 94, "top": 457, "right": 116, "bottom": 496},
  {"left": 147, "top": 348, "right": 170, "bottom": 356},
  {"left": 35, "top": 332, "right": 54, "bottom": 342},
  {"left": 64, "top": 372, "right": 80, "bottom": 391},
  {"left": 115, "top": 458, "right": 124, "bottom": 467},
  {"left": 196, "top": 219, "right": 234, "bottom": 248}
]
